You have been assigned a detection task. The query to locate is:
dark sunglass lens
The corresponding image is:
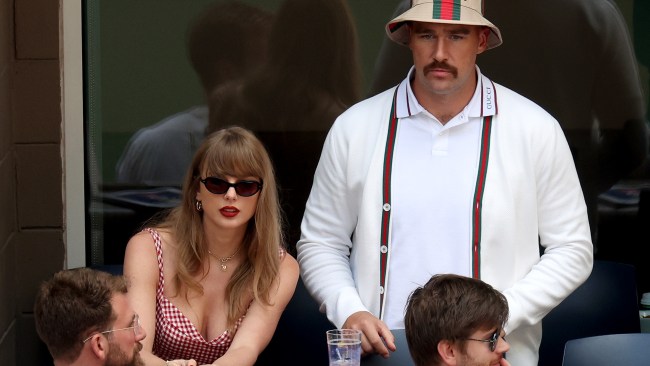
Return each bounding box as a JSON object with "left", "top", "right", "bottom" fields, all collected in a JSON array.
[
  {"left": 236, "top": 181, "right": 260, "bottom": 196},
  {"left": 490, "top": 331, "right": 499, "bottom": 352},
  {"left": 205, "top": 178, "right": 228, "bottom": 194}
]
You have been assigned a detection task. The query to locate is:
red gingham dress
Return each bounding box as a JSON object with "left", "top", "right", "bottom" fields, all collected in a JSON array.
[{"left": 147, "top": 228, "right": 243, "bottom": 364}]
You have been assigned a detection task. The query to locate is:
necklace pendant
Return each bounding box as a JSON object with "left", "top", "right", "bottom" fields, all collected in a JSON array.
[{"left": 221, "top": 263, "right": 227, "bottom": 272}]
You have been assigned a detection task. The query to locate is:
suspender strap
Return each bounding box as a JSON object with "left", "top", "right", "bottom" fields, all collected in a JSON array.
[
  {"left": 472, "top": 115, "right": 493, "bottom": 278},
  {"left": 378, "top": 88, "right": 400, "bottom": 317}
]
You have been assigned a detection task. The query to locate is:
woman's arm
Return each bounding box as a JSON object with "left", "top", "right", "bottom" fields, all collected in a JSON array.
[
  {"left": 124, "top": 230, "right": 197, "bottom": 366},
  {"left": 208, "top": 252, "right": 299, "bottom": 366}
]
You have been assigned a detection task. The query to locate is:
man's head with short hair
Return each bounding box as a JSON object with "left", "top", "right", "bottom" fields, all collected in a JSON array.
[
  {"left": 34, "top": 268, "right": 138, "bottom": 365},
  {"left": 405, "top": 274, "right": 509, "bottom": 366},
  {"left": 187, "top": 0, "right": 274, "bottom": 93}
]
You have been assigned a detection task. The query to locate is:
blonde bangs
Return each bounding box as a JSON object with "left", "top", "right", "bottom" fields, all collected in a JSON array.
[{"left": 200, "top": 129, "right": 266, "bottom": 181}]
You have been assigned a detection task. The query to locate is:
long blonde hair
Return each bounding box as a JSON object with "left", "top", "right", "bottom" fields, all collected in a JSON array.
[{"left": 157, "top": 126, "right": 284, "bottom": 327}]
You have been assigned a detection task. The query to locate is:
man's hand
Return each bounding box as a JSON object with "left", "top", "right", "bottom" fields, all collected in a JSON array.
[
  {"left": 500, "top": 357, "right": 511, "bottom": 366},
  {"left": 342, "top": 311, "right": 396, "bottom": 358}
]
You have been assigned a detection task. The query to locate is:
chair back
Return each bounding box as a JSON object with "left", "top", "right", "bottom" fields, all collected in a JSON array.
[
  {"left": 255, "top": 277, "right": 334, "bottom": 366},
  {"left": 538, "top": 260, "right": 640, "bottom": 366},
  {"left": 562, "top": 333, "right": 650, "bottom": 366},
  {"left": 90, "top": 264, "right": 124, "bottom": 275},
  {"left": 361, "top": 329, "right": 414, "bottom": 366}
]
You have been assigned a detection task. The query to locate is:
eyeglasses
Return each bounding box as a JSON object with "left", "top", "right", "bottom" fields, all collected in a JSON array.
[
  {"left": 82, "top": 314, "right": 142, "bottom": 344},
  {"left": 465, "top": 329, "right": 502, "bottom": 352},
  {"left": 199, "top": 177, "right": 263, "bottom": 197}
]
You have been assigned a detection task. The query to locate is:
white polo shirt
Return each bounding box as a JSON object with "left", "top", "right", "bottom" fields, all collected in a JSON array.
[{"left": 384, "top": 67, "right": 488, "bottom": 328}]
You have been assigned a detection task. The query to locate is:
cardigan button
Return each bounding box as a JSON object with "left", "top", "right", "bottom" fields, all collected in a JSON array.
[
  {"left": 382, "top": 203, "right": 391, "bottom": 211},
  {"left": 379, "top": 286, "right": 385, "bottom": 294},
  {"left": 380, "top": 245, "right": 388, "bottom": 253}
]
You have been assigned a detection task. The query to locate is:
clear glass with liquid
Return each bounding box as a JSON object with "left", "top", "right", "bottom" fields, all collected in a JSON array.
[{"left": 327, "top": 329, "right": 362, "bottom": 366}]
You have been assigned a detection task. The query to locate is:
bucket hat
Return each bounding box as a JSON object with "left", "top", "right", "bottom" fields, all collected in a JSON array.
[{"left": 386, "top": 0, "right": 502, "bottom": 49}]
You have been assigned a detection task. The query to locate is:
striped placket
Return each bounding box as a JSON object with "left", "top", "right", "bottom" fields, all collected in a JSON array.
[{"left": 377, "top": 88, "right": 493, "bottom": 318}]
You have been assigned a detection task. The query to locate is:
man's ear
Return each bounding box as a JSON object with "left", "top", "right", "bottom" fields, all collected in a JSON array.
[
  {"left": 406, "top": 22, "right": 414, "bottom": 49},
  {"left": 437, "top": 339, "right": 459, "bottom": 365},
  {"left": 477, "top": 26, "right": 490, "bottom": 54},
  {"left": 88, "top": 335, "right": 109, "bottom": 361}
]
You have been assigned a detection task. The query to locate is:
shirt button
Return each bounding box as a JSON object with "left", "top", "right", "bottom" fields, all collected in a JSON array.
[
  {"left": 379, "top": 286, "right": 385, "bottom": 295},
  {"left": 380, "top": 245, "right": 388, "bottom": 253},
  {"left": 382, "top": 203, "right": 391, "bottom": 211}
]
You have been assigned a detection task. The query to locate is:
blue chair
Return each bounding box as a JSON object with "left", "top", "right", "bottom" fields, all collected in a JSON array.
[
  {"left": 562, "top": 333, "right": 650, "bottom": 366},
  {"left": 538, "top": 260, "right": 640, "bottom": 366},
  {"left": 361, "top": 329, "right": 414, "bottom": 366}
]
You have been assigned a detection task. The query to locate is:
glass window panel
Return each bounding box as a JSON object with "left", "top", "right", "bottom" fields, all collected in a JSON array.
[{"left": 82, "top": 0, "right": 650, "bottom": 297}]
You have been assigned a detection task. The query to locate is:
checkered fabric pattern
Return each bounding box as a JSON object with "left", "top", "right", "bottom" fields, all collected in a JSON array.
[{"left": 145, "top": 228, "right": 242, "bottom": 364}]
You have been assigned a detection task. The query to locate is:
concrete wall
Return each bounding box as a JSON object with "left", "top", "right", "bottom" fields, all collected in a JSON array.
[{"left": 0, "top": 0, "right": 65, "bottom": 363}]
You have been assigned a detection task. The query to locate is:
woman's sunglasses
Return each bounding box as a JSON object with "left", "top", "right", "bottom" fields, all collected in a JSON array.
[{"left": 199, "top": 177, "right": 263, "bottom": 197}]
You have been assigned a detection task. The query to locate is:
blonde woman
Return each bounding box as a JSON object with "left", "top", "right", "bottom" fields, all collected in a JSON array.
[{"left": 124, "top": 126, "right": 298, "bottom": 366}]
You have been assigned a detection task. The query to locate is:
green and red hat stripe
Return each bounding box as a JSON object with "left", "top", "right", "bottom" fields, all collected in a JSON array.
[{"left": 433, "top": 0, "right": 461, "bottom": 21}]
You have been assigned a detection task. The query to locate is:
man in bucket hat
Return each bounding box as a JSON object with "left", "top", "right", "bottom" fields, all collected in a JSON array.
[{"left": 297, "top": 1, "right": 593, "bottom": 365}]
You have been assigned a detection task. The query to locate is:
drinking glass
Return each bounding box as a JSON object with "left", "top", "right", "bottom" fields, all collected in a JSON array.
[{"left": 326, "top": 329, "right": 362, "bottom": 366}]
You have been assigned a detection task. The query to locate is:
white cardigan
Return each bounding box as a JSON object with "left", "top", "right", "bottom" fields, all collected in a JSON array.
[{"left": 297, "top": 73, "right": 593, "bottom": 366}]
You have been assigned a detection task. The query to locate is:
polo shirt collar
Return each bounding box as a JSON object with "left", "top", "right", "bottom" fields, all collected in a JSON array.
[{"left": 395, "top": 66, "right": 498, "bottom": 119}]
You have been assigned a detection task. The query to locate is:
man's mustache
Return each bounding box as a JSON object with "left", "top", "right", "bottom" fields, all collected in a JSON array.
[{"left": 424, "top": 61, "right": 457, "bottom": 77}]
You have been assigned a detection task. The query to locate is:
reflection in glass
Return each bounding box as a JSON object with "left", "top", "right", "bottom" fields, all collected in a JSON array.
[{"left": 208, "top": 0, "right": 363, "bottom": 254}]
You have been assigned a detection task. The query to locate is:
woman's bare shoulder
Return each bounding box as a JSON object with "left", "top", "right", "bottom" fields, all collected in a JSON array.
[
  {"left": 125, "top": 229, "right": 155, "bottom": 251},
  {"left": 278, "top": 251, "right": 299, "bottom": 285}
]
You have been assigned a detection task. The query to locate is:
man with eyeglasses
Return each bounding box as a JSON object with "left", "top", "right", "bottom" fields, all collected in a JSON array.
[
  {"left": 34, "top": 268, "right": 159, "bottom": 366},
  {"left": 405, "top": 274, "right": 511, "bottom": 366}
]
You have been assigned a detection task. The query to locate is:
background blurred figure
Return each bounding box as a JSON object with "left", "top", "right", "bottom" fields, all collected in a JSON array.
[
  {"left": 208, "top": 0, "right": 362, "bottom": 254},
  {"left": 369, "top": 0, "right": 649, "bottom": 250},
  {"left": 115, "top": 1, "right": 274, "bottom": 186},
  {"left": 34, "top": 268, "right": 153, "bottom": 366},
  {"left": 405, "top": 274, "right": 510, "bottom": 366}
]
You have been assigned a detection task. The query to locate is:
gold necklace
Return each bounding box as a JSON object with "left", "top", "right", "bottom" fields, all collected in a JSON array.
[{"left": 208, "top": 246, "right": 242, "bottom": 272}]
